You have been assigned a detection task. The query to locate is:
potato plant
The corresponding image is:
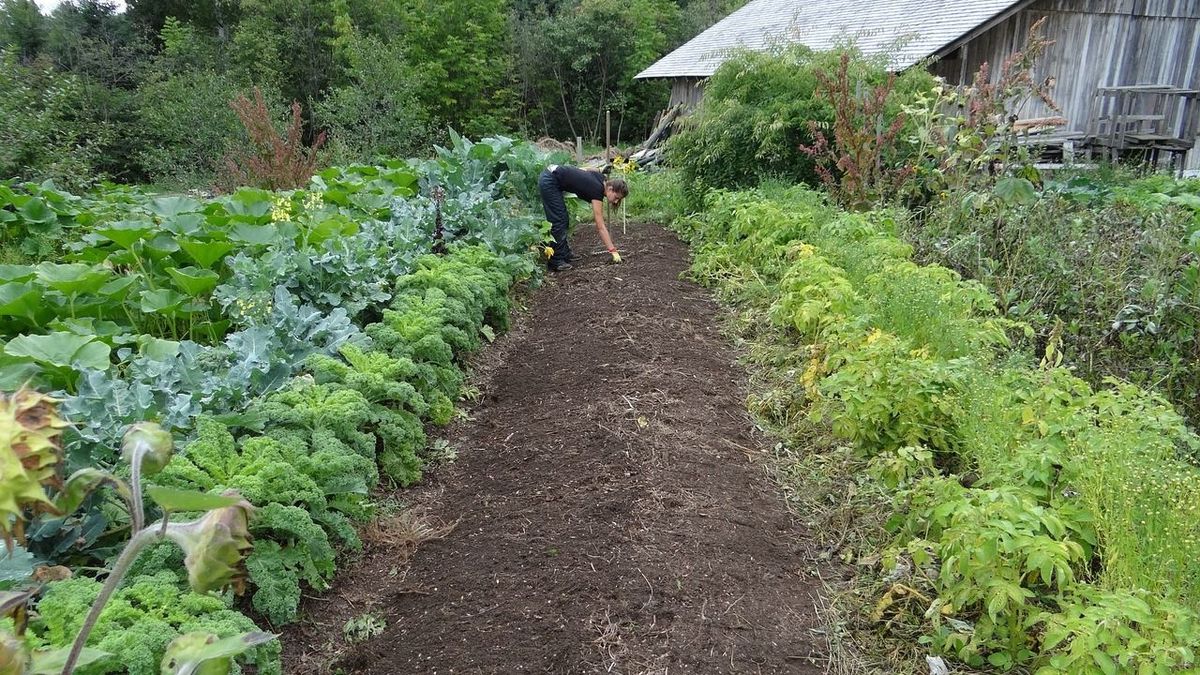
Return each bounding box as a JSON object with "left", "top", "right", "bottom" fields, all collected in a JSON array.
[{"left": 668, "top": 182, "right": 1200, "bottom": 671}]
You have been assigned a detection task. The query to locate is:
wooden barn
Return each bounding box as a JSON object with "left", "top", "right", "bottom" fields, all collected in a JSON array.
[{"left": 636, "top": 0, "right": 1200, "bottom": 170}]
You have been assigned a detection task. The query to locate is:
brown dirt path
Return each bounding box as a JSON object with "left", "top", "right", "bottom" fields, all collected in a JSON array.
[{"left": 284, "top": 222, "right": 828, "bottom": 674}]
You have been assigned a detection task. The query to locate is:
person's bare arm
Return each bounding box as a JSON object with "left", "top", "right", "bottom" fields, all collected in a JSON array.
[{"left": 591, "top": 199, "right": 619, "bottom": 259}]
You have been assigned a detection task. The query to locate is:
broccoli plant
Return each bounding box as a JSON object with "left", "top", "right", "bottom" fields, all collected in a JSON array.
[{"left": 0, "top": 390, "right": 273, "bottom": 674}]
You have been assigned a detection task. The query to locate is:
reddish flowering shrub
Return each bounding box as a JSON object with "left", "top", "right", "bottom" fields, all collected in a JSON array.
[{"left": 220, "top": 88, "right": 326, "bottom": 192}]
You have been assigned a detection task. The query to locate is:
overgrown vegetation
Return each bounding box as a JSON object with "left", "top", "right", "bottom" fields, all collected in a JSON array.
[
  {"left": 638, "top": 178, "right": 1200, "bottom": 672},
  {"left": 666, "top": 46, "right": 934, "bottom": 207},
  {"left": 0, "top": 0, "right": 748, "bottom": 189},
  {"left": 634, "top": 15, "right": 1200, "bottom": 672}
]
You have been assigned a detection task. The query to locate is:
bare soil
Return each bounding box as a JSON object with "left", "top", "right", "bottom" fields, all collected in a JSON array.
[{"left": 282, "top": 222, "right": 828, "bottom": 674}]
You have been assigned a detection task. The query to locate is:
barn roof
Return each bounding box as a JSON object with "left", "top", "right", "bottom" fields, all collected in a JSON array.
[{"left": 635, "top": 0, "right": 1032, "bottom": 79}]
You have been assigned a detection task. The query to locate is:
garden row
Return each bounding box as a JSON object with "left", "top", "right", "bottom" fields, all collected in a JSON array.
[
  {"left": 666, "top": 178, "right": 1200, "bottom": 672},
  {"left": 1, "top": 134, "right": 563, "bottom": 673}
]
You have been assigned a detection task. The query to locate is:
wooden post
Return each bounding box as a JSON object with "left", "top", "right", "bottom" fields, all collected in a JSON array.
[
  {"left": 605, "top": 109, "right": 611, "bottom": 160},
  {"left": 575, "top": 136, "right": 583, "bottom": 163}
]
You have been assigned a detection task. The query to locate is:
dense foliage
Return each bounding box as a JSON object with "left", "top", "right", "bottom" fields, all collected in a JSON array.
[
  {"left": 906, "top": 173, "right": 1200, "bottom": 425},
  {"left": 665, "top": 47, "right": 934, "bottom": 206},
  {"left": 657, "top": 179, "right": 1200, "bottom": 672},
  {"left": 0, "top": 0, "right": 748, "bottom": 189},
  {"left": 0, "top": 134, "right": 564, "bottom": 670}
]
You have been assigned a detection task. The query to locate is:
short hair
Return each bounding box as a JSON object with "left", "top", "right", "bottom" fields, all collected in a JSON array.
[{"left": 605, "top": 177, "right": 629, "bottom": 198}]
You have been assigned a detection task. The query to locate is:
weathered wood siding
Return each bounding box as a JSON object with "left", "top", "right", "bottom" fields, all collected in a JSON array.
[
  {"left": 932, "top": 0, "right": 1200, "bottom": 168},
  {"left": 668, "top": 77, "right": 707, "bottom": 109}
]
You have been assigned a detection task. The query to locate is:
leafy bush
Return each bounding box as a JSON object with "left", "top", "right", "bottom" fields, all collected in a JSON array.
[
  {"left": 667, "top": 47, "right": 932, "bottom": 206},
  {"left": 819, "top": 330, "right": 970, "bottom": 458},
  {"left": 314, "top": 33, "right": 433, "bottom": 164},
  {"left": 134, "top": 69, "right": 247, "bottom": 188},
  {"left": 0, "top": 51, "right": 111, "bottom": 191},
  {"left": 907, "top": 177, "right": 1200, "bottom": 422}
]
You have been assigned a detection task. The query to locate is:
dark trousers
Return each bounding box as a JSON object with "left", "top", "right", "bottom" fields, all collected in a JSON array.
[{"left": 539, "top": 169, "right": 571, "bottom": 266}]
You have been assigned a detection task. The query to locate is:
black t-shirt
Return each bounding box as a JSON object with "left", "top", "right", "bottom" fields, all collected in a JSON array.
[{"left": 552, "top": 166, "right": 606, "bottom": 202}]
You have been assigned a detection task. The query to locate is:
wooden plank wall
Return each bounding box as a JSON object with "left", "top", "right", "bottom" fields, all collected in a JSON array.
[
  {"left": 932, "top": 0, "right": 1200, "bottom": 169},
  {"left": 668, "top": 77, "right": 707, "bottom": 109}
]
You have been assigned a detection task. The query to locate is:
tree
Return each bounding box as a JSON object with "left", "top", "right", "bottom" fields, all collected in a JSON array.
[
  {"left": 391, "top": 0, "right": 514, "bottom": 136},
  {"left": 0, "top": 0, "right": 45, "bottom": 63},
  {"left": 126, "top": 0, "right": 241, "bottom": 38},
  {"left": 513, "top": 0, "right": 679, "bottom": 142},
  {"left": 315, "top": 29, "right": 432, "bottom": 163}
]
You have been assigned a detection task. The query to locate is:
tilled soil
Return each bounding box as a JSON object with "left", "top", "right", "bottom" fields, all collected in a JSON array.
[{"left": 283, "top": 222, "right": 827, "bottom": 674}]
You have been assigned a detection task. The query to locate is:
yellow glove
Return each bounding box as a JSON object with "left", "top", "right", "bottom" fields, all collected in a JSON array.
[{"left": 609, "top": 249, "right": 622, "bottom": 264}]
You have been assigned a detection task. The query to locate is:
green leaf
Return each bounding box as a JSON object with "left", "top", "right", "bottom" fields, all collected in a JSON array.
[
  {"left": 160, "top": 213, "right": 207, "bottom": 237},
  {"left": 0, "top": 282, "right": 40, "bottom": 319},
  {"left": 0, "top": 545, "right": 35, "bottom": 586},
  {"left": 0, "top": 265, "right": 34, "bottom": 282},
  {"left": 29, "top": 646, "right": 109, "bottom": 675},
  {"left": 147, "top": 196, "right": 203, "bottom": 218},
  {"left": 229, "top": 223, "right": 279, "bottom": 246},
  {"left": 146, "top": 487, "right": 242, "bottom": 512},
  {"left": 18, "top": 197, "right": 56, "bottom": 225},
  {"left": 166, "top": 267, "right": 220, "bottom": 297},
  {"left": 97, "top": 220, "right": 155, "bottom": 248},
  {"left": 1093, "top": 650, "right": 1118, "bottom": 675},
  {"left": 994, "top": 177, "right": 1038, "bottom": 206},
  {"left": 139, "top": 288, "right": 188, "bottom": 314},
  {"left": 34, "top": 263, "right": 112, "bottom": 296},
  {"left": 145, "top": 233, "right": 182, "bottom": 259},
  {"left": 98, "top": 276, "right": 137, "bottom": 300},
  {"left": 162, "top": 631, "right": 277, "bottom": 674},
  {"left": 51, "top": 317, "right": 128, "bottom": 340},
  {"left": 306, "top": 217, "right": 357, "bottom": 244},
  {"left": 0, "top": 360, "right": 40, "bottom": 389},
  {"left": 138, "top": 336, "right": 181, "bottom": 361},
  {"left": 178, "top": 238, "right": 235, "bottom": 269},
  {"left": 4, "top": 332, "right": 111, "bottom": 370},
  {"left": 56, "top": 468, "right": 129, "bottom": 516},
  {"left": 74, "top": 341, "right": 112, "bottom": 371},
  {"left": 1041, "top": 625, "right": 1070, "bottom": 651}
]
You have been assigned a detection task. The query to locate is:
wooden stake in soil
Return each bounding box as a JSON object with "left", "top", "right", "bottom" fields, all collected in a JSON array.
[{"left": 605, "top": 109, "right": 611, "bottom": 160}]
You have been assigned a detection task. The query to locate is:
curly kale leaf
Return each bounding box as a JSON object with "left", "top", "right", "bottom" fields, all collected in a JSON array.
[
  {"left": 250, "top": 381, "right": 377, "bottom": 460},
  {"left": 375, "top": 407, "right": 425, "bottom": 486},
  {"left": 306, "top": 344, "right": 429, "bottom": 415},
  {"left": 154, "top": 418, "right": 326, "bottom": 513},
  {"left": 246, "top": 503, "right": 336, "bottom": 625},
  {"left": 32, "top": 570, "right": 280, "bottom": 675}
]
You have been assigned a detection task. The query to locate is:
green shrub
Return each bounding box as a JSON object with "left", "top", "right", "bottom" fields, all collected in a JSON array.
[
  {"left": 134, "top": 69, "right": 247, "bottom": 187},
  {"left": 0, "top": 51, "right": 112, "bottom": 190},
  {"left": 861, "top": 261, "right": 1010, "bottom": 359},
  {"left": 666, "top": 46, "right": 833, "bottom": 204},
  {"left": 1035, "top": 587, "right": 1200, "bottom": 674},
  {"left": 908, "top": 180, "right": 1200, "bottom": 423},
  {"left": 313, "top": 33, "right": 433, "bottom": 164},
  {"left": 905, "top": 481, "right": 1089, "bottom": 668},
  {"left": 666, "top": 47, "right": 933, "bottom": 206}
]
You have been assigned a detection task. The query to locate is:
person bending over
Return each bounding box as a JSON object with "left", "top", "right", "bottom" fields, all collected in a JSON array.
[{"left": 538, "top": 164, "right": 627, "bottom": 272}]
